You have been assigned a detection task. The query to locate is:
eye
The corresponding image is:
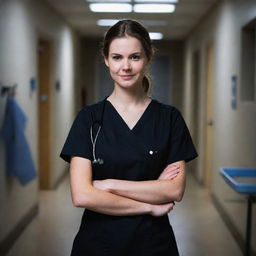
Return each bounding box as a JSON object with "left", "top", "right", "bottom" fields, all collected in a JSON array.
[
  {"left": 112, "top": 55, "right": 122, "bottom": 61},
  {"left": 131, "top": 55, "right": 141, "bottom": 61}
]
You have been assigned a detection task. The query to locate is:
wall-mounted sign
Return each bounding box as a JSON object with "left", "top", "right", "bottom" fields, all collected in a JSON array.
[
  {"left": 231, "top": 75, "right": 237, "bottom": 109},
  {"left": 30, "top": 77, "right": 37, "bottom": 98},
  {"left": 55, "top": 80, "right": 61, "bottom": 91}
]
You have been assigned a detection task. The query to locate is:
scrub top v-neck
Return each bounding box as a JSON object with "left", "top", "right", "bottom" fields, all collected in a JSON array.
[
  {"left": 60, "top": 98, "right": 198, "bottom": 256},
  {"left": 105, "top": 99, "right": 153, "bottom": 132}
]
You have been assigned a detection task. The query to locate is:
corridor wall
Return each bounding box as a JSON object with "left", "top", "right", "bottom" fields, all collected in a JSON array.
[
  {"left": 0, "top": 0, "right": 79, "bottom": 252},
  {"left": 183, "top": 0, "right": 256, "bottom": 253}
]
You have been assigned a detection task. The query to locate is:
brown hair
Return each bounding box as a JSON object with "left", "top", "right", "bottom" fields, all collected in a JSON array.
[{"left": 101, "top": 19, "right": 154, "bottom": 95}]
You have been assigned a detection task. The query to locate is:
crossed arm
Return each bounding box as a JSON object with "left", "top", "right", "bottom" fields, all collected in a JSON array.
[{"left": 69, "top": 156, "right": 186, "bottom": 217}]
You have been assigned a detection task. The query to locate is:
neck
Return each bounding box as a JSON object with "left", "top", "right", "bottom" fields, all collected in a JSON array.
[{"left": 108, "top": 85, "right": 149, "bottom": 106}]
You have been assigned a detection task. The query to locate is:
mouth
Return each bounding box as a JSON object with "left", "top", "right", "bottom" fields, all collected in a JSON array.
[{"left": 119, "top": 75, "right": 134, "bottom": 80}]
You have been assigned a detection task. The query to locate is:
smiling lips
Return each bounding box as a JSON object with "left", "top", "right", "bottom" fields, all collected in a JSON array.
[{"left": 120, "top": 74, "right": 134, "bottom": 79}]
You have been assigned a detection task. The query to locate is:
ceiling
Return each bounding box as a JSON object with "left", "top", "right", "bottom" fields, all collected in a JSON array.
[{"left": 45, "top": 0, "right": 220, "bottom": 40}]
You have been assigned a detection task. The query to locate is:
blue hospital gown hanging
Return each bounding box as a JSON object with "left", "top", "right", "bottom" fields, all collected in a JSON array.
[{"left": 0, "top": 96, "right": 37, "bottom": 185}]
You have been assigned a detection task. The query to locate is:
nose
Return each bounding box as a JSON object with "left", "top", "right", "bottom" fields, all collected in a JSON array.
[{"left": 122, "top": 59, "right": 131, "bottom": 71}]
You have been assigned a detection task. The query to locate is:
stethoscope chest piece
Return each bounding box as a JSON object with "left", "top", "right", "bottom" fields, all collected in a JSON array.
[{"left": 92, "top": 158, "right": 104, "bottom": 165}]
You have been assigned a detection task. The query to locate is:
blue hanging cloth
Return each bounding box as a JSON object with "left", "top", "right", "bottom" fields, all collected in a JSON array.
[{"left": 0, "top": 96, "right": 37, "bottom": 185}]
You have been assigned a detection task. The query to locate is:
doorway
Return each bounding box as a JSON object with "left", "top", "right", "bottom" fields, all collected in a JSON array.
[
  {"left": 149, "top": 55, "right": 171, "bottom": 105},
  {"left": 37, "top": 38, "right": 52, "bottom": 189},
  {"left": 204, "top": 41, "right": 215, "bottom": 187}
]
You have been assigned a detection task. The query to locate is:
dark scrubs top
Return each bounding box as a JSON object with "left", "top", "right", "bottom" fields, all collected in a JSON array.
[{"left": 60, "top": 98, "right": 198, "bottom": 256}]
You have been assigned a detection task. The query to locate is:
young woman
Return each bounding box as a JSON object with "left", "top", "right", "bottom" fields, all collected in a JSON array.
[{"left": 60, "top": 19, "right": 198, "bottom": 256}]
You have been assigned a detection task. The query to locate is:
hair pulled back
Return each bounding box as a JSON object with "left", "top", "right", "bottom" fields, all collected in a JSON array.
[{"left": 101, "top": 19, "right": 154, "bottom": 95}]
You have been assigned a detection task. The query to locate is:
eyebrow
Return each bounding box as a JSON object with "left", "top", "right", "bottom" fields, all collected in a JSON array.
[{"left": 110, "top": 52, "right": 142, "bottom": 55}]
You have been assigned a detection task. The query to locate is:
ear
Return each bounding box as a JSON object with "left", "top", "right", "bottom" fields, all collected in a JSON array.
[{"left": 104, "top": 58, "right": 109, "bottom": 67}]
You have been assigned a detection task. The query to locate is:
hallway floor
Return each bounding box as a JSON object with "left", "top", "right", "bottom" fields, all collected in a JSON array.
[{"left": 7, "top": 173, "right": 242, "bottom": 256}]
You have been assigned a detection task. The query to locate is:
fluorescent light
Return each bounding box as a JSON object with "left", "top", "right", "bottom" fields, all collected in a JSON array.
[
  {"left": 149, "top": 32, "right": 163, "bottom": 40},
  {"left": 97, "top": 19, "right": 120, "bottom": 26},
  {"left": 134, "top": 4, "right": 175, "bottom": 13},
  {"left": 135, "top": 0, "right": 178, "bottom": 3},
  {"left": 87, "top": 0, "right": 131, "bottom": 2},
  {"left": 89, "top": 3, "right": 132, "bottom": 12}
]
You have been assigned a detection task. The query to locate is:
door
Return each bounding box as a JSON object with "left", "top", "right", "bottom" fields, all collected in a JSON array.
[
  {"left": 204, "top": 41, "right": 214, "bottom": 187},
  {"left": 149, "top": 55, "right": 171, "bottom": 105},
  {"left": 37, "top": 39, "right": 51, "bottom": 189}
]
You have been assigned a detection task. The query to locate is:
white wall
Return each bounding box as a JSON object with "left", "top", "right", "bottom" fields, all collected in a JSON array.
[
  {"left": 184, "top": 0, "right": 256, "bottom": 252},
  {"left": 0, "top": 0, "right": 79, "bottom": 244}
]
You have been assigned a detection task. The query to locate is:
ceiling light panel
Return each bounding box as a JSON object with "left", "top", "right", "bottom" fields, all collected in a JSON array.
[
  {"left": 134, "top": 4, "right": 175, "bottom": 13},
  {"left": 87, "top": 0, "right": 131, "bottom": 2},
  {"left": 97, "top": 19, "right": 120, "bottom": 26},
  {"left": 89, "top": 3, "right": 132, "bottom": 12},
  {"left": 149, "top": 32, "right": 163, "bottom": 40},
  {"left": 135, "top": 0, "right": 178, "bottom": 3}
]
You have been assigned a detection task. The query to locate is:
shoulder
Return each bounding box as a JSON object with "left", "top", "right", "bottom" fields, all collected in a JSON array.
[
  {"left": 152, "top": 99, "right": 182, "bottom": 120},
  {"left": 79, "top": 99, "right": 104, "bottom": 113},
  {"left": 74, "top": 99, "right": 105, "bottom": 124},
  {"left": 77, "top": 99, "right": 105, "bottom": 117}
]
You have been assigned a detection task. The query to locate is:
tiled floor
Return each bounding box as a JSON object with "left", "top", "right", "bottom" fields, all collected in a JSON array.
[{"left": 7, "top": 173, "right": 242, "bottom": 256}]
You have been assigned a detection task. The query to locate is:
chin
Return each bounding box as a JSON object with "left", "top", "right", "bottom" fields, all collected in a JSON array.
[
  {"left": 115, "top": 78, "right": 143, "bottom": 89},
  {"left": 117, "top": 82, "right": 140, "bottom": 90}
]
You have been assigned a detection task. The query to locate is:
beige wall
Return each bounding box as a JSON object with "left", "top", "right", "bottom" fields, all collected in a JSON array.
[
  {"left": 184, "top": 0, "right": 256, "bottom": 251},
  {"left": 0, "top": 0, "right": 79, "bottom": 244}
]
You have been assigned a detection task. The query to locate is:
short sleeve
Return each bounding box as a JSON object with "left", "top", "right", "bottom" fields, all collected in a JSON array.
[
  {"left": 59, "top": 108, "right": 93, "bottom": 163},
  {"left": 166, "top": 108, "right": 198, "bottom": 164}
]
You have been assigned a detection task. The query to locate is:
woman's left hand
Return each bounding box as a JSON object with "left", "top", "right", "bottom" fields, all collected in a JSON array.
[{"left": 158, "top": 164, "right": 180, "bottom": 180}]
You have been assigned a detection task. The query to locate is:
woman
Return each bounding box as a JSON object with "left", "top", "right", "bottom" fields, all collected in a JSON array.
[{"left": 60, "top": 19, "right": 198, "bottom": 256}]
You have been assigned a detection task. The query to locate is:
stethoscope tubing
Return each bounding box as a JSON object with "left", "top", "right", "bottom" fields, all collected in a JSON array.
[{"left": 90, "top": 96, "right": 108, "bottom": 165}]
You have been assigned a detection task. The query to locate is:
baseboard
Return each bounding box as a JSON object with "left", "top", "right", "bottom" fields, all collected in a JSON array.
[
  {"left": 0, "top": 203, "right": 39, "bottom": 256},
  {"left": 211, "top": 193, "right": 256, "bottom": 256}
]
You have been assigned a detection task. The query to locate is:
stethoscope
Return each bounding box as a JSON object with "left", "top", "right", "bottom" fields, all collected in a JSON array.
[
  {"left": 90, "top": 96, "right": 157, "bottom": 165},
  {"left": 90, "top": 97, "right": 107, "bottom": 165}
]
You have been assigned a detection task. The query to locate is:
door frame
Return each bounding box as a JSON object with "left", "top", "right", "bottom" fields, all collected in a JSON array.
[{"left": 203, "top": 41, "right": 215, "bottom": 188}]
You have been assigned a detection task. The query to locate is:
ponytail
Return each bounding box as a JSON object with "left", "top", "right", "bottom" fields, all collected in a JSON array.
[{"left": 142, "top": 71, "right": 152, "bottom": 96}]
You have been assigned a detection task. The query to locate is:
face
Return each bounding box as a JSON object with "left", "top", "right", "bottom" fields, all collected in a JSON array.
[{"left": 104, "top": 36, "right": 148, "bottom": 90}]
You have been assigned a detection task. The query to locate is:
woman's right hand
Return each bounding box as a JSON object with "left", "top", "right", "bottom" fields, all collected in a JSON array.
[{"left": 150, "top": 202, "right": 175, "bottom": 217}]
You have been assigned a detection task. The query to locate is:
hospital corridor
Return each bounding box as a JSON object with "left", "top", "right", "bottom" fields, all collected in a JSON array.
[{"left": 0, "top": 0, "right": 256, "bottom": 255}]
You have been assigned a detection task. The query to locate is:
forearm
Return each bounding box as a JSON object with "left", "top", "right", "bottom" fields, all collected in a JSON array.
[
  {"left": 72, "top": 184, "right": 152, "bottom": 216},
  {"left": 94, "top": 161, "right": 186, "bottom": 204},
  {"left": 70, "top": 157, "right": 177, "bottom": 217},
  {"left": 106, "top": 179, "right": 182, "bottom": 204}
]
